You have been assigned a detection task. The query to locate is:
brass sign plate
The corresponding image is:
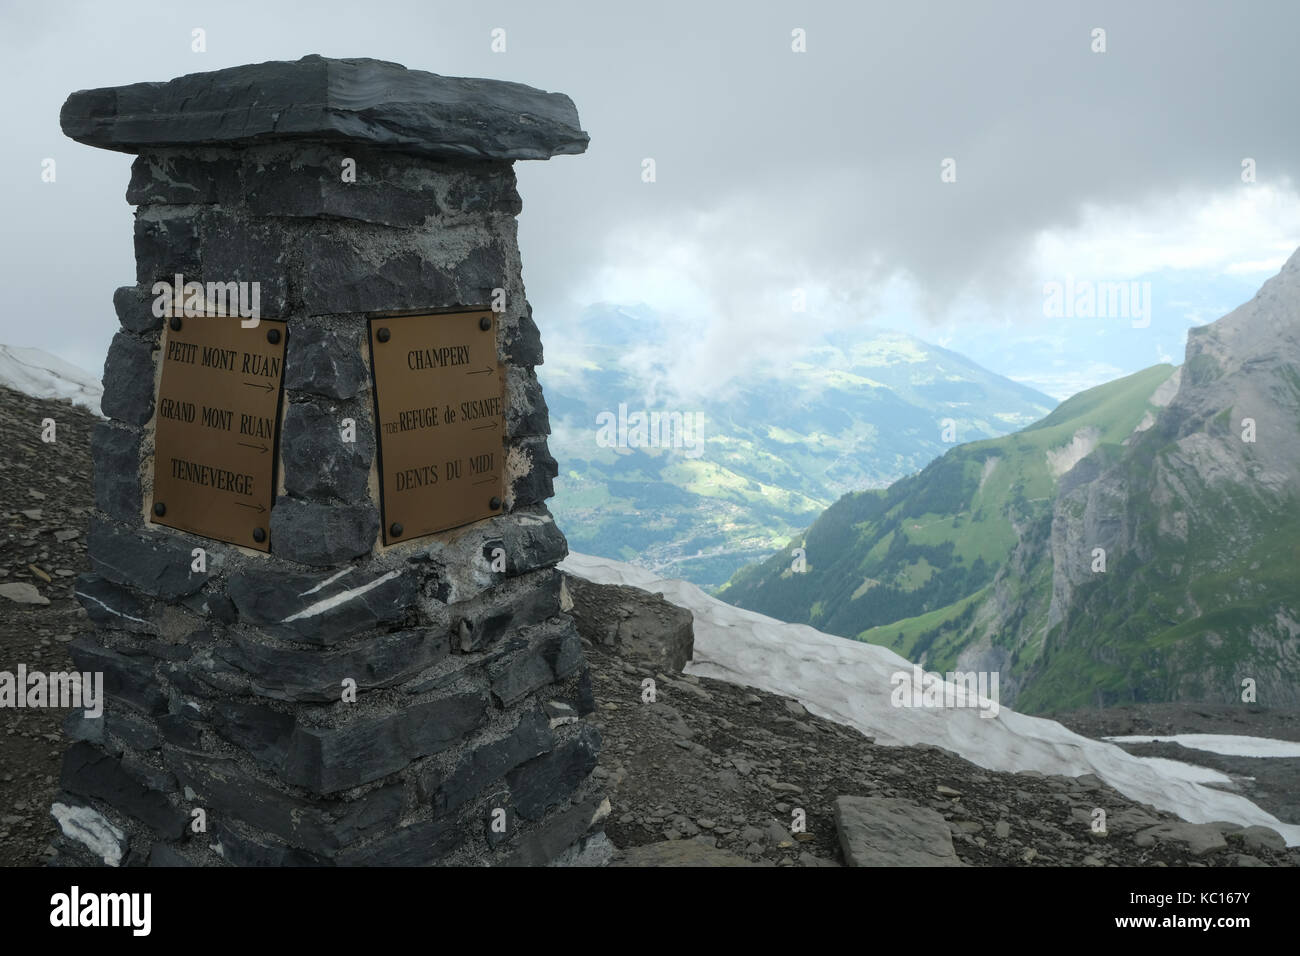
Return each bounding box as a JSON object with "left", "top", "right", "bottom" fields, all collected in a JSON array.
[
  {"left": 150, "top": 318, "right": 287, "bottom": 552},
  {"left": 369, "top": 309, "right": 506, "bottom": 545}
]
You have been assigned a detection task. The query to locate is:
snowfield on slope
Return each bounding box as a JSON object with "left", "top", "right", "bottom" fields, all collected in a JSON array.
[
  {"left": 0, "top": 344, "right": 102, "bottom": 413},
  {"left": 560, "top": 552, "right": 1300, "bottom": 846},
  {"left": 1104, "top": 735, "right": 1300, "bottom": 759}
]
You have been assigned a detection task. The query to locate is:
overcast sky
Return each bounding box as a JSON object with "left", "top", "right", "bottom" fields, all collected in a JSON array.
[{"left": 3, "top": 0, "right": 1298, "bottom": 398}]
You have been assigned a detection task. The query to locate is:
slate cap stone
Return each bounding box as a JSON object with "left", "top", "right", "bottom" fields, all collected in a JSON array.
[{"left": 61, "top": 54, "right": 588, "bottom": 161}]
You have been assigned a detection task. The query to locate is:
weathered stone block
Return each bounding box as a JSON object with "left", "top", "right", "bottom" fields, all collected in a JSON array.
[
  {"left": 299, "top": 234, "right": 507, "bottom": 316},
  {"left": 90, "top": 423, "right": 142, "bottom": 522},
  {"left": 502, "top": 304, "right": 543, "bottom": 366},
  {"left": 225, "top": 564, "right": 416, "bottom": 644},
  {"left": 489, "top": 639, "right": 556, "bottom": 708},
  {"left": 106, "top": 711, "right": 161, "bottom": 752},
  {"left": 502, "top": 796, "right": 605, "bottom": 867},
  {"left": 74, "top": 574, "right": 156, "bottom": 634},
  {"left": 163, "top": 749, "right": 403, "bottom": 853},
  {"left": 112, "top": 285, "right": 163, "bottom": 334},
  {"left": 453, "top": 570, "right": 562, "bottom": 653},
  {"left": 215, "top": 628, "right": 450, "bottom": 702},
  {"left": 506, "top": 725, "right": 601, "bottom": 821},
  {"left": 245, "top": 153, "right": 439, "bottom": 226},
  {"left": 544, "top": 623, "right": 584, "bottom": 681},
  {"left": 88, "top": 518, "right": 210, "bottom": 600},
  {"left": 268, "top": 497, "right": 379, "bottom": 565},
  {"left": 211, "top": 693, "right": 490, "bottom": 795},
  {"left": 119, "top": 753, "right": 178, "bottom": 793},
  {"left": 280, "top": 692, "right": 489, "bottom": 794},
  {"left": 564, "top": 575, "right": 695, "bottom": 673},
  {"left": 485, "top": 618, "right": 583, "bottom": 708},
  {"left": 69, "top": 637, "right": 166, "bottom": 716},
  {"left": 61, "top": 55, "right": 590, "bottom": 162},
  {"left": 212, "top": 821, "right": 328, "bottom": 866},
  {"left": 501, "top": 510, "right": 568, "bottom": 576},
  {"left": 156, "top": 715, "right": 203, "bottom": 749},
  {"left": 282, "top": 324, "right": 366, "bottom": 400},
  {"left": 281, "top": 401, "right": 373, "bottom": 501},
  {"left": 127, "top": 153, "right": 241, "bottom": 206},
  {"left": 505, "top": 367, "right": 550, "bottom": 438},
  {"left": 60, "top": 742, "right": 188, "bottom": 839},
  {"left": 210, "top": 701, "right": 295, "bottom": 771},
  {"left": 147, "top": 843, "right": 195, "bottom": 867},
  {"left": 444, "top": 164, "right": 523, "bottom": 216},
  {"left": 200, "top": 217, "right": 289, "bottom": 316},
  {"left": 99, "top": 333, "right": 155, "bottom": 425},
  {"left": 510, "top": 437, "right": 558, "bottom": 508},
  {"left": 133, "top": 213, "right": 201, "bottom": 284},
  {"left": 335, "top": 819, "right": 463, "bottom": 866},
  {"left": 431, "top": 707, "right": 555, "bottom": 815}
]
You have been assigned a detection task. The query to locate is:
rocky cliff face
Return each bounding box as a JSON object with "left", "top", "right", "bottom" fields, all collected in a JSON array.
[{"left": 1019, "top": 250, "right": 1300, "bottom": 710}]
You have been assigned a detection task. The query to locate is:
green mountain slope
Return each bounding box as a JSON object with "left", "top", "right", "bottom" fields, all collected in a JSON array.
[
  {"left": 721, "top": 250, "right": 1300, "bottom": 713},
  {"left": 1016, "top": 252, "right": 1300, "bottom": 711},
  {"left": 718, "top": 364, "right": 1176, "bottom": 648}
]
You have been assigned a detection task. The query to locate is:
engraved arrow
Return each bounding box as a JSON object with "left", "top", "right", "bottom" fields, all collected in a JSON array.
[
  {"left": 472, "top": 476, "right": 498, "bottom": 485},
  {"left": 234, "top": 501, "right": 267, "bottom": 513},
  {"left": 466, "top": 366, "right": 494, "bottom": 375},
  {"left": 471, "top": 421, "right": 499, "bottom": 431},
  {"left": 238, "top": 441, "right": 269, "bottom": 453},
  {"left": 244, "top": 381, "right": 274, "bottom": 392}
]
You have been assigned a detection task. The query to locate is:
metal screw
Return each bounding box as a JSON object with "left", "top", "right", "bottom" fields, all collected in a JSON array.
[
  {"left": 169, "top": 317, "right": 182, "bottom": 331},
  {"left": 479, "top": 316, "right": 492, "bottom": 331},
  {"left": 377, "top": 327, "right": 391, "bottom": 343},
  {"left": 253, "top": 528, "right": 266, "bottom": 543},
  {"left": 390, "top": 522, "right": 403, "bottom": 537},
  {"left": 489, "top": 497, "right": 502, "bottom": 510},
  {"left": 266, "top": 328, "right": 281, "bottom": 344},
  {"left": 153, "top": 502, "right": 166, "bottom": 517}
]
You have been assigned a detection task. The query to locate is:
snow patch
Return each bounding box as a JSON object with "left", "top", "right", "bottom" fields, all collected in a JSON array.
[
  {"left": 51, "top": 802, "right": 124, "bottom": 866},
  {"left": 1104, "top": 734, "right": 1300, "bottom": 759},
  {"left": 0, "top": 344, "right": 103, "bottom": 414},
  {"left": 560, "top": 551, "right": 1300, "bottom": 845}
]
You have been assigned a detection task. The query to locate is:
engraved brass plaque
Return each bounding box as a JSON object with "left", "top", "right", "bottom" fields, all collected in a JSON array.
[
  {"left": 369, "top": 309, "right": 506, "bottom": 545},
  {"left": 150, "top": 318, "right": 287, "bottom": 551}
]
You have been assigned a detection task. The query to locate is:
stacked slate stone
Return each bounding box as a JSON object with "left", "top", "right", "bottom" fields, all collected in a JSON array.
[{"left": 51, "top": 55, "right": 608, "bottom": 866}]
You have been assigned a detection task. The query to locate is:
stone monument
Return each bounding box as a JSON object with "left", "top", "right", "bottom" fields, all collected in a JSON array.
[{"left": 51, "top": 55, "right": 607, "bottom": 866}]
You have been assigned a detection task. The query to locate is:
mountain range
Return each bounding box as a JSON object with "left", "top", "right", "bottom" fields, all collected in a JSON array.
[
  {"left": 539, "top": 305, "right": 1055, "bottom": 589},
  {"left": 720, "top": 249, "right": 1300, "bottom": 712}
]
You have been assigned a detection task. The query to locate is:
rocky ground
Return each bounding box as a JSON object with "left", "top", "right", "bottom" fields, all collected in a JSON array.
[
  {"left": 1, "top": 383, "right": 1297, "bottom": 867},
  {"left": 567, "top": 576, "right": 1300, "bottom": 867},
  {"left": 1052, "top": 703, "right": 1300, "bottom": 830},
  {"left": 0, "top": 385, "right": 95, "bottom": 867}
]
